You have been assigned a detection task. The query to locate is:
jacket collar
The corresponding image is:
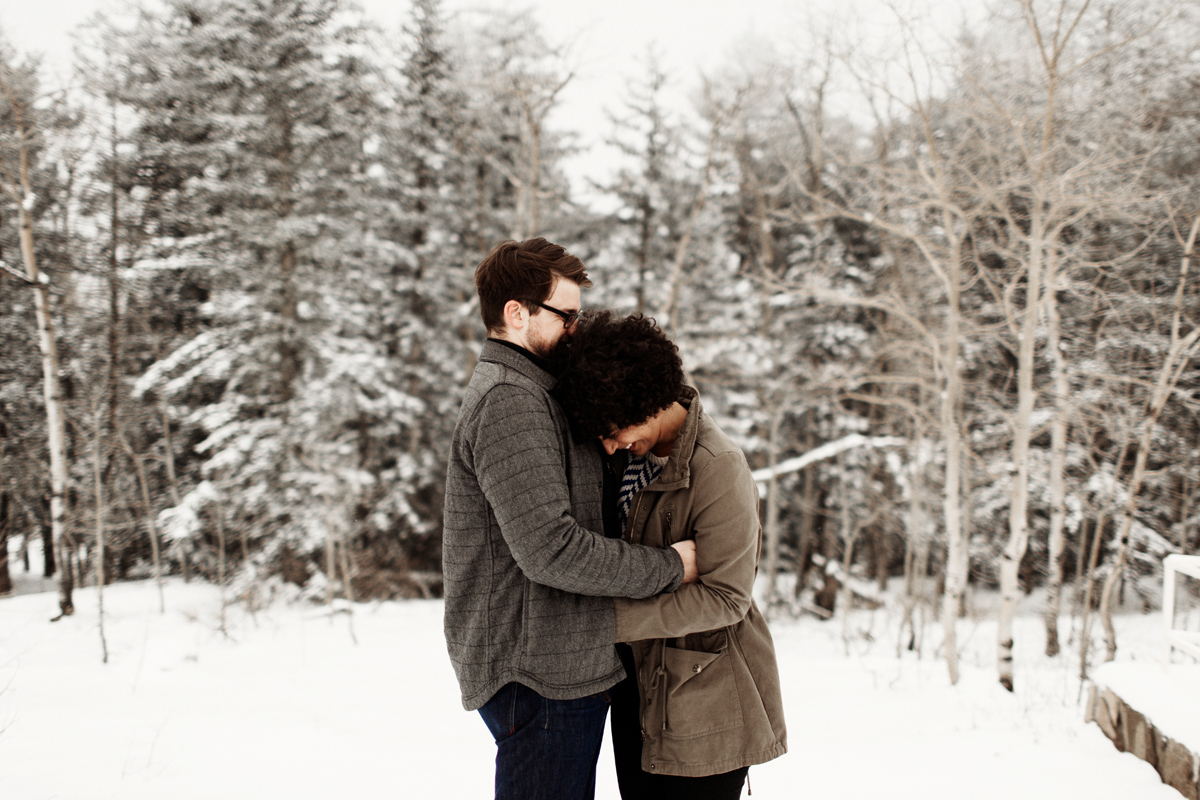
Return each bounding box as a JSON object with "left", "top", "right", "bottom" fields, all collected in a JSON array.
[
  {"left": 648, "top": 385, "right": 701, "bottom": 492},
  {"left": 479, "top": 339, "right": 556, "bottom": 390}
]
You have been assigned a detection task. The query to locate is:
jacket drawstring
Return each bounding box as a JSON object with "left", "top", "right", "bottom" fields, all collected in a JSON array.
[{"left": 660, "top": 639, "right": 669, "bottom": 731}]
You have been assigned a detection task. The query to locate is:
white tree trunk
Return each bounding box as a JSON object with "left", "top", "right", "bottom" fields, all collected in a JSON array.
[
  {"left": 939, "top": 269, "right": 967, "bottom": 686},
  {"left": 215, "top": 507, "right": 228, "bottom": 637},
  {"left": 997, "top": 206, "right": 1046, "bottom": 692},
  {"left": 1043, "top": 253, "right": 1070, "bottom": 657},
  {"left": 899, "top": 436, "right": 929, "bottom": 656},
  {"left": 337, "top": 531, "right": 358, "bottom": 645},
  {"left": 0, "top": 78, "right": 73, "bottom": 617},
  {"left": 18, "top": 206, "right": 72, "bottom": 618},
  {"left": 91, "top": 409, "right": 109, "bottom": 663},
  {"left": 762, "top": 407, "right": 784, "bottom": 608},
  {"left": 1078, "top": 437, "right": 1127, "bottom": 684},
  {"left": 838, "top": 454, "right": 860, "bottom": 653}
]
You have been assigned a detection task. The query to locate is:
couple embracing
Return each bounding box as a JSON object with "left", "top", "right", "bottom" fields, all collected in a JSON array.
[{"left": 443, "top": 238, "right": 786, "bottom": 800}]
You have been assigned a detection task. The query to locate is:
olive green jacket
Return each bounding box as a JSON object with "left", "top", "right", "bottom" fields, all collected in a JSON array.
[{"left": 613, "top": 387, "right": 787, "bottom": 777}]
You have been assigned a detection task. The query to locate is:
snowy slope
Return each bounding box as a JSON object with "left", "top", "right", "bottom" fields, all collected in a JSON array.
[{"left": 0, "top": 578, "right": 1181, "bottom": 799}]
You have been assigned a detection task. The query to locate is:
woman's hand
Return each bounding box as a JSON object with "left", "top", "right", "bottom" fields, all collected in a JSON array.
[{"left": 671, "top": 540, "right": 699, "bottom": 584}]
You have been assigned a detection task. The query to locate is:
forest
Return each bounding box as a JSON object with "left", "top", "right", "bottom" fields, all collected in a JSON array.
[{"left": 1, "top": 0, "right": 1198, "bottom": 694}]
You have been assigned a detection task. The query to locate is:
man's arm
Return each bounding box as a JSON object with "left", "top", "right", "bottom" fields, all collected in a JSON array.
[
  {"left": 468, "top": 381, "right": 686, "bottom": 599},
  {"left": 612, "top": 451, "right": 758, "bottom": 642}
]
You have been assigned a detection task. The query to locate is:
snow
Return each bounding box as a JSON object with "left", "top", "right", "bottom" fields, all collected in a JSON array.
[
  {"left": 1093, "top": 661, "right": 1200, "bottom": 753},
  {"left": 0, "top": 577, "right": 1184, "bottom": 800},
  {"left": 157, "top": 481, "right": 220, "bottom": 543},
  {"left": 750, "top": 434, "right": 907, "bottom": 488}
]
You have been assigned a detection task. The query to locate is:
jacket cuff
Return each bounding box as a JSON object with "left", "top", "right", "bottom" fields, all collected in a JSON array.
[
  {"left": 613, "top": 597, "right": 634, "bottom": 643},
  {"left": 662, "top": 546, "right": 684, "bottom": 593}
]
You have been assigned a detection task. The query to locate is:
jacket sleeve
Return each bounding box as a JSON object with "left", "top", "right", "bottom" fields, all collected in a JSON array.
[
  {"left": 466, "top": 381, "right": 683, "bottom": 599},
  {"left": 612, "top": 450, "right": 759, "bottom": 642}
]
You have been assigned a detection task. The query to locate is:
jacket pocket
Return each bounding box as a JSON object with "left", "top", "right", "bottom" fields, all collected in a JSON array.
[
  {"left": 518, "top": 579, "right": 531, "bottom": 670},
  {"left": 661, "top": 643, "right": 745, "bottom": 740}
]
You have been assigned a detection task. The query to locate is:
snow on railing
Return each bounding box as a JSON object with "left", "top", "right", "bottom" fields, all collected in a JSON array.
[{"left": 1164, "top": 554, "right": 1200, "bottom": 663}]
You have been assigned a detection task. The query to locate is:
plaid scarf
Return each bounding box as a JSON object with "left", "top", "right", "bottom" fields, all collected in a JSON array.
[{"left": 617, "top": 453, "right": 665, "bottom": 528}]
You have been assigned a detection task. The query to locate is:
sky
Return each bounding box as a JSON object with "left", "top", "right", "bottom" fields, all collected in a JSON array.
[
  {"left": 2, "top": 0, "right": 845, "bottom": 88},
  {"left": 0, "top": 0, "right": 982, "bottom": 202}
]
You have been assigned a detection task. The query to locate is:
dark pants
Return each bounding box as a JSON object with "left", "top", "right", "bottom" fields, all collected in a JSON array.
[
  {"left": 611, "top": 645, "right": 749, "bottom": 800},
  {"left": 478, "top": 681, "right": 610, "bottom": 800}
]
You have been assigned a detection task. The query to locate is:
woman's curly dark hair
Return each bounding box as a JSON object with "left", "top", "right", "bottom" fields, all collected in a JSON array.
[{"left": 551, "top": 310, "right": 684, "bottom": 442}]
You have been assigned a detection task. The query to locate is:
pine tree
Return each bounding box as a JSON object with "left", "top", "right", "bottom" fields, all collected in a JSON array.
[
  {"left": 594, "top": 50, "right": 692, "bottom": 315},
  {"left": 112, "top": 0, "right": 397, "bottom": 590}
]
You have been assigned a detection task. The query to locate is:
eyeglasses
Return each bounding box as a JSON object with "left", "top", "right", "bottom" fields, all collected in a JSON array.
[{"left": 531, "top": 301, "right": 582, "bottom": 328}]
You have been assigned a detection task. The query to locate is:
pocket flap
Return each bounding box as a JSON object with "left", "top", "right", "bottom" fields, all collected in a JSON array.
[
  {"left": 663, "top": 646, "right": 724, "bottom": 694},
  {"left": 660, "top": 645, "right": 744, "bottom": 740}
]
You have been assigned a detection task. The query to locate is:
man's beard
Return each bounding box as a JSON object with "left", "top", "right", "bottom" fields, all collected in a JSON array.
[
  {"left": 526, "top": 329, "right": 558, "bottom": 360},
  {"left": 542, "top": 332, "right": 573, "bottom": 377}
]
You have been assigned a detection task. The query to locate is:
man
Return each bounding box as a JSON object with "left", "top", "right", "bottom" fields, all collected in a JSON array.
[{"left": 443, "top": 238, "right": 698, "bottom": 800}]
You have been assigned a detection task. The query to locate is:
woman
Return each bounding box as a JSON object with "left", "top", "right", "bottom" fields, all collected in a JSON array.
[{"left": 553, "top": 311, "right": 786, "bottom": 800}]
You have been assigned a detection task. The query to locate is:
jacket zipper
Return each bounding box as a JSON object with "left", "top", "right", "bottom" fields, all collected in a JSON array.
[{"left": 626, "top": 493, "right": 645, "bottom": 543}]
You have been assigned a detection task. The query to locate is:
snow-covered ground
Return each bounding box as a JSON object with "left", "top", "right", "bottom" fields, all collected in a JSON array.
[
  {"left": 1093, "top": 660, "right": 1200, "bottom": 752},
  {"left": 0, "top": 575, "right": 1187, "bottom": 800}
]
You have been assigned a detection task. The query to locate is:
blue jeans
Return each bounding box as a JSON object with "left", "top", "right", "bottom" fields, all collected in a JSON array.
[{"left": 478, "top": 682, "right": 611, "bottom": 800}]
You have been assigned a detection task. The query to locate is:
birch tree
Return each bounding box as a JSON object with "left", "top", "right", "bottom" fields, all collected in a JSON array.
[
  {"left": 806, "top": 37, "right": 975, "bottom": 684},
  {"left": 0, "top": 44, "right": 74, "bottom": 617},
  {"left": 0, "top": 433, "right": 10, "bottom": 595},
  {"left": 969, "top": 0, "right": 1178, "bottom": 683},
  {"left": 970, "top": 0, "right": 1098, "bottom": 692},
  {"left": 1099, "top": 215, "right": 1200, "bottom": 660}
]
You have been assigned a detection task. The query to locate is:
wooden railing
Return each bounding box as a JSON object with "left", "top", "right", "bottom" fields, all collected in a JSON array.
[{"left": 1164, "top": 554, "right": 1200, "bottom": 662}]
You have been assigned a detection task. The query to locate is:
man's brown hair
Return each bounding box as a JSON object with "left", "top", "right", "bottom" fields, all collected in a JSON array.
[{"left": 474, "top": 238, "right": 592, "bottom": 334}]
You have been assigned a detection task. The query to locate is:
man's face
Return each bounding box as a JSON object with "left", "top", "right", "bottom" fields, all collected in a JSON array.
[{"left": 523, "top": 278, "right": 581, "bottom": 358}]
